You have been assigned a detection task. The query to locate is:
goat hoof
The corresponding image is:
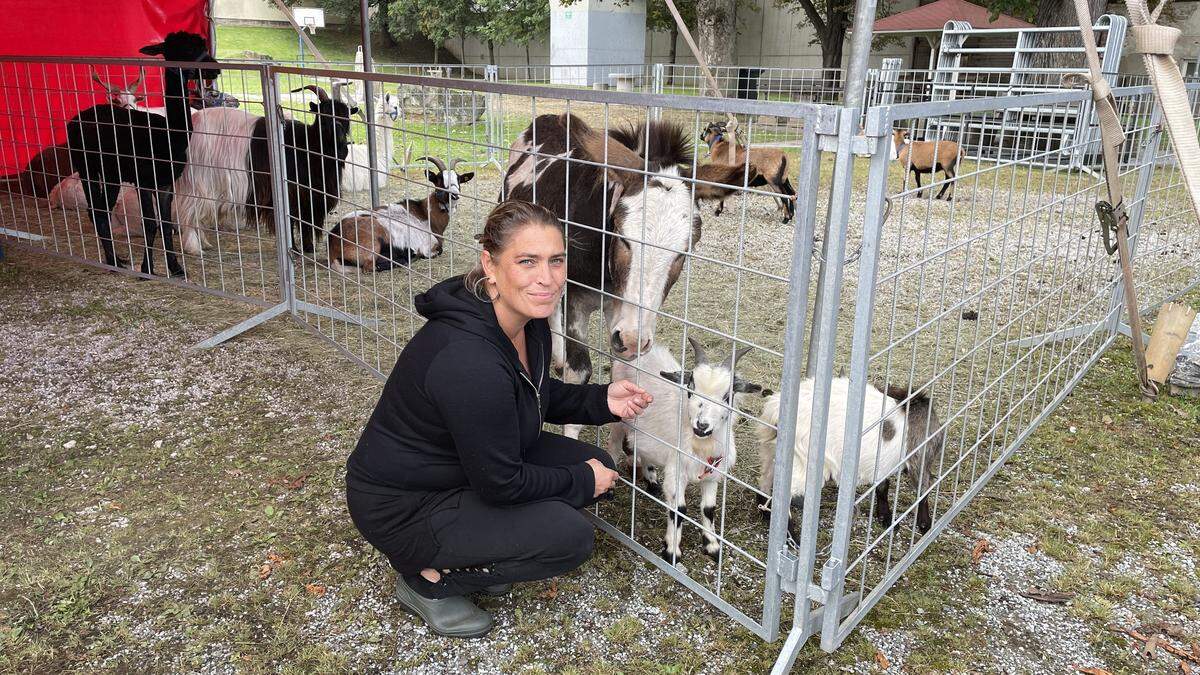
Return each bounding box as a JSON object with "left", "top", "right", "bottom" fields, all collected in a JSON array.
[
  {"left": 167, "top": 266, "right": 186, "bottom": 279},
  {"left": 659, "top": 547, "right": 680, "bottom": 566},
  {"left": 645, "top": 481, "right": 663, "bottom": 498},
  {"left": 703, "top": 545, "right": 722, "bottom": 562}
]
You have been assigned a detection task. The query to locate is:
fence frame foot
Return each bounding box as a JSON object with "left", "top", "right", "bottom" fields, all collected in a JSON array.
[
  {"left": 194, "top": 301, "right": 379, "bottom": 349},
  {"left": 769, "top": 591, "right": 861, "bottom": 674}
]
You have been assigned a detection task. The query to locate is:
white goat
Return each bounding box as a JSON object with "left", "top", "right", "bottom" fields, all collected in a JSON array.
[
  {"left": 48, "top": 176, "right": 142, "bottom": 243},
  {"left": 608, "top": 337, "right": 761, "bottom": 564},
  {"left": 341, "top": 92, "right": 400, "bottom": 193},
  {"left": 173, "top": 107, "right": 262, "bottom": 255},
  {"left": 757, "top": 379, "right": 942, "bottom": 541}
]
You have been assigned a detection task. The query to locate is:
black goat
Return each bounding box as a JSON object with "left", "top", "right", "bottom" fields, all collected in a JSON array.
[
  {"left": 248, "top": 85, "right": 357, "bottom": 255},
  {"left": 65, "top": 32, "right": 218, "bottom": 276}
]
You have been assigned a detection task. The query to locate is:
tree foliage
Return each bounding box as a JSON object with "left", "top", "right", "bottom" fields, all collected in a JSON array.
[{"left": 773, "top": 0, "right": 893, "bottom": 70}]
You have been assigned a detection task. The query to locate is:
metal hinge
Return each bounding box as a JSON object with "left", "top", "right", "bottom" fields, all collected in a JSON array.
[{"left": 777, "top": 548, "right": 800, "bottom": 594}]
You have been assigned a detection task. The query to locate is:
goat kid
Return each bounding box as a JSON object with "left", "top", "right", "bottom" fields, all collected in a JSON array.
[
  {"left": 893, "top": 129, "right": 963, "bottom": 201},
  {"left": 328, "top": 156, "right": 473, "bottom": 272},
  {"left": 757, "top": 379, "right": 942, "bottom": 542},
  {"left": 701, "top": 121, "right": 796, "bottom": 224},
  {"left": 609, "top": 337, "right": 762, "bottom": 564}
]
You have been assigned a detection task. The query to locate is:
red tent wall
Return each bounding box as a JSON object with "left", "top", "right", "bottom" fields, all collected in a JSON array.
[{"left": 0, "top": 0, "right": 210, "bottom": 174}]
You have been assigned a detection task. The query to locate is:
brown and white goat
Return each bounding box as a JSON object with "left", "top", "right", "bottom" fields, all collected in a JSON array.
[
  {"left": 327, "top": 156, "right": 473, "bottom": 272},
  {"left": 701, "top": 121, "right": 796, "bottom": 224},
  {"left": 893, "top": 130, "right": 964, "bottom": 201}
]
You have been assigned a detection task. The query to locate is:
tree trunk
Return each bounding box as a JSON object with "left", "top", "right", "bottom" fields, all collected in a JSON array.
[
  {"left": 668, "top": 25, "right": 679, "bottom": 84},
  {"left": 695, "top": 0, "right": 736, "bottom": 95},
  {"left": 525, "top": 43, "right": 531, "bottom": 67},
  {"left": 820, "top": 28, "right": 845, "bottom": 71},
  {"left": 488, "top": 39, "right": 496, "bottom": 65},
  {"left": 433, "top": 42, "right": 439, "bottom": 64},
  {"left": 1029, "top": 0, "right": 1110, "bottom": 71}
]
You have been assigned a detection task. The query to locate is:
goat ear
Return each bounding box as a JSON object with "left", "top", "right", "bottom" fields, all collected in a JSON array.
[
  {"left": 350, "top": 105, "right": 361, "bottom": 116},
  {"left": 458, "top": 172, "right": 475, "bottom": 184},
  {"left": 139, "top": 42, "right": 166, "bottom": 56},
  {"left": 309, "top": 102, "right": 320, "bottom": 113},
  {"left": 426, "top": 170, "right": 440, "bottom": 185}
]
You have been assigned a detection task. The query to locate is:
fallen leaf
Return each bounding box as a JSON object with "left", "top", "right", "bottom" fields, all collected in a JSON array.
[
  {"left": 539, "top": 579, "right": 558, "bottom": 599},
  {"left": 286, "top": 474, "right": 308, "bottom": 490},
  {"left": 1019, "top": 588, "right": 1076, "bottom": 604},
  {"left": 304, "top": 583, "right": 326, "bottom": 597},
  {"left": 1026, "top": 543, "right": 1040, "bottom": 554},
  {"left": 1181, "top": 660, "right": 1193, "bottom": 674},
  {"left": 874, "top": 650, "right": 891, "bottom": 670},
  {"left": 1076, "top": 668, "right": 1114, "bottom": 675},
  {"left": 971, "top": 538, "right": 992, "bottom": 564},
  {"left": 1193, "top": 642, "right": 1200, "bottom": 660},
  {"left": 1102, "top": 414, "right": 1114, "bottom": 426},
  {"left": 267, "top": 552, "right": 285, "bottom": 566},
  {"left": 1141, "top": 636, "right": 1160, "bottom": 659},
  {"left": 258, "top": 563, "right": 273, "bottom": 580}
]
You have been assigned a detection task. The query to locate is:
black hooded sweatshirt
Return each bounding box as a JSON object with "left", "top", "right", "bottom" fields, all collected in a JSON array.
[{"left": 346, "top": 275, "right": 617, "bottom": 510}]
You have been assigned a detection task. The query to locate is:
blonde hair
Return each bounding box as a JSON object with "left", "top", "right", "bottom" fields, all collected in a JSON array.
[{"left": 465, "top": 200, "right": 563, "bottom": 301}]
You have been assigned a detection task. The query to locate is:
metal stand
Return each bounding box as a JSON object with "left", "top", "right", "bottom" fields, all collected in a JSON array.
[
  {"left": 192, "top": 300, "right": 379, "bottom": 350},
  {"left": 1009, "top": 320, "right": 1148, "bottom": 349}
]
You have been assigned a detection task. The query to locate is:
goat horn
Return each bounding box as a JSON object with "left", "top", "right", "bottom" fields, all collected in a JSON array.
[
  {"left": 417, "top": 155, "right": 446, "bottom": 173},
  {"left": 727, "top": 342, "right": 752, "bottom": 371},
  {"left": 290, "top": 84, "right": 329, "bottom": 102},
  {"left": 129, "top": 67, "right": 145, "bottom": 95},
  {"left": 447, "top": 158, "right": 463, "bottom": 171},
  {"left": 687, "top": 336, "right": 708, "bottom": 366},
  {"left": 90, "top": 67, "right": 115, "bottom": 93}
]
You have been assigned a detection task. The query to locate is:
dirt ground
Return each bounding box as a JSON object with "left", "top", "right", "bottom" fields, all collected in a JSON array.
[{"left": 1, "top": 247, "right": 1197, "bottom": 673}]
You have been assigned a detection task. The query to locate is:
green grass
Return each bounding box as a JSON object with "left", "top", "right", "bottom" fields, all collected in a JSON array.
[{"left": 215, "top": 25, "right": 443, "bottom": 65}]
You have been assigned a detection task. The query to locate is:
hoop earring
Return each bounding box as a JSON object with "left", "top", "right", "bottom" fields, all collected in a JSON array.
[{"left": 471, "top": 274, "right": 494, "bottom": 303}]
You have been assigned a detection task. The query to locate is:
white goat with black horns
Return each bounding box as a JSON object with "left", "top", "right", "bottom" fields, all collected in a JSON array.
[
  {"left": 757, "top": 380, "right": 943, "bottom": 542},
  {"left": 609, "top": 337, "right": 762, "bottom": 564}
]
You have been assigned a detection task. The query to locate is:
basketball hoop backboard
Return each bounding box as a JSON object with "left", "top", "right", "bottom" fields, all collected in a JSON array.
[{"left": 292, "top": 8, "right": 325, "bottom": 33}]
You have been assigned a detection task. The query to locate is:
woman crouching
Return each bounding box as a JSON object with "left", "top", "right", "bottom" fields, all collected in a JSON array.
[{"left": 346, "top": 200, "right": 652, "bottom": 638}]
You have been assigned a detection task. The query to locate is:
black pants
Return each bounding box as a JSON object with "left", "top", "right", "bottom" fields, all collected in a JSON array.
[{"left": 348, "top": 432, "right": 616, "bottom": 599}]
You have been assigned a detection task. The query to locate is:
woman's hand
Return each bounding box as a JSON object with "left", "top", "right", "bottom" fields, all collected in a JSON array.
[
  {"left": 607, "top": 380, "right": 653, "bottom": 419},
  {"left": 587, "top": 458, "right": 620, "bottom": 498}
]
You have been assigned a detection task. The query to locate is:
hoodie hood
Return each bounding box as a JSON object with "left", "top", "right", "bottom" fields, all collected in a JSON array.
[{"left": 414, "top": 276, "right": 544, "bottom": 373}]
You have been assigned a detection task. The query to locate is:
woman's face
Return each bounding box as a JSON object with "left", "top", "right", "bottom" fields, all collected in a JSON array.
[{"left": 482, "top": 223, "right": 567, "bottom": 322}]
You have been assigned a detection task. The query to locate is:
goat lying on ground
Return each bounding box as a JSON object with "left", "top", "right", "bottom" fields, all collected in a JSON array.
[
  {"left": 757, "top": 379, "right": 943, "bottom": 541},
  {"left": 701, "top": 121, "right": 796, "bottom": 224},
  {"left": 327, "top": 156, "right": 473, "bottom": 272},
  {"left": 609, "top": 337, "right": 762, "bottom": 564},
  {"left": 48, "top": 175, "right": 141, "bottom": 243},
  {"left": 893, "top": 129, "right": 963, "bottom": 201}
]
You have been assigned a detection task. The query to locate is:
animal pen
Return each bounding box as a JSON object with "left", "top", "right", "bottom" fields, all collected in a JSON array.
[{"left": 2, "top": 21, "right": 1200, "bottom": 674}]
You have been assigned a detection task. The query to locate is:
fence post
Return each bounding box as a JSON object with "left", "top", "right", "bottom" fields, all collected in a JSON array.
[
  {"left": 263, "top": 68, "right": 297, "bottom": 315},
  {"left": 485, "top": 65, "right": 500, "bottom": 166},
  {"left": 651, "top": 62, "right": 664, "bottom": 121}
]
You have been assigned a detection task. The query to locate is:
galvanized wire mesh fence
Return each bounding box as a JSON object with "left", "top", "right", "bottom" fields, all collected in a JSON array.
[{"left": 2, "top": 53, "right": 1198, "bottom": 670}]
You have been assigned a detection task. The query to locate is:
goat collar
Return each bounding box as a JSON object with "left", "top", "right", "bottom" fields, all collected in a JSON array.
[
  {"left": 705, "top": 133, "right": 723, "bottom": 150},
  {"left": 699, "top": 454, "right": 723, "bottom": 479},
  {"left": 894, "top": 137, "right": 909, "bottom": 159}
]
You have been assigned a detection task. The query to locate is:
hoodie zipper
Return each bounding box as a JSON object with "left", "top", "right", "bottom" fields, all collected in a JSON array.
[{"left": 518, "top": 340, "right": 545, "bottom": 428}]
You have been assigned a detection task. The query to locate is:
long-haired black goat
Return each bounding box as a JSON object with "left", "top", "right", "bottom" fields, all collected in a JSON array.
[
  {"left": 65, "top": 32, "right": 218, "bottom": 276},
  {"left": 248, "top": 84, "right": 357, "bottom": 254}
]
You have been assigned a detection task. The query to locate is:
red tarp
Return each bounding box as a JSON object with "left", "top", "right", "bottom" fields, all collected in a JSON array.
[{"left": 0, "top": 0, "right": 210, "bottom": 174}]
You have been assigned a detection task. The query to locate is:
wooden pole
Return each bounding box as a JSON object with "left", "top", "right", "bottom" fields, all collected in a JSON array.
[{"left": 1146, "top": 302, "right": 1198, "bottom": 385}]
